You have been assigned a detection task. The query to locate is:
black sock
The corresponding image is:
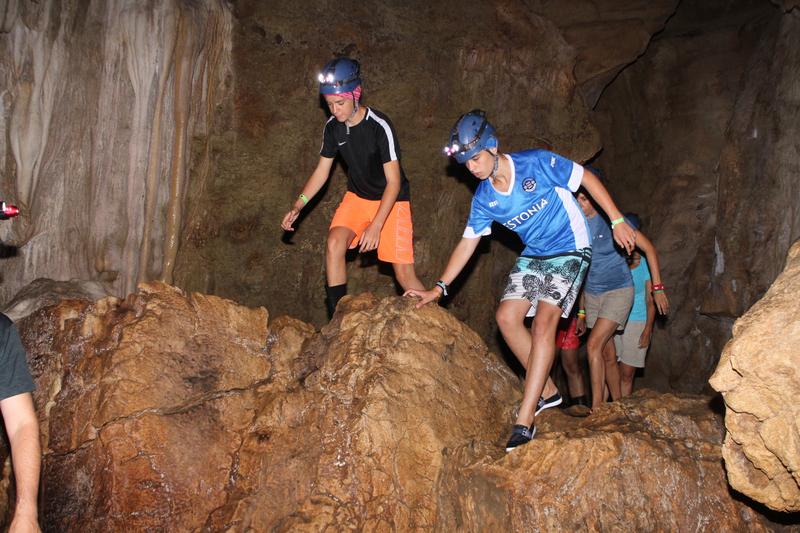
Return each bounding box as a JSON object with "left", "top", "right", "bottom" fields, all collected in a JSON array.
[{"left": 325, "top": 283, "right": 347, "bottom": 318}]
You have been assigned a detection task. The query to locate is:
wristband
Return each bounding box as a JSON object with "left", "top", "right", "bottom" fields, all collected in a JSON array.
[
  {"left": 576, "top": 309, "right": 586, "bottom": 317},
  {"left": 435, "top": 280, "right": 449, "bottom": 297},
  {"left": 298, "top": 193, "right": 309, "bottom": 205},
  {"left": 610, "top": 217, "right": 625, "bottom": 229},
  {"left": 651, "top": 283, "right": 665, "bottom": 291}
]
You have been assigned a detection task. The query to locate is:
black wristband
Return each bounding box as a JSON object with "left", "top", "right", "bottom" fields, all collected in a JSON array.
[{"left": 435, "top": 280, "right": 448, "bottom": 297}]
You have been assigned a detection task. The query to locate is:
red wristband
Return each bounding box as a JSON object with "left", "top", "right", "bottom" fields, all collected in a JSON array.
[{"left": 652, "top": 283, "right": 665, "bottom": 291}]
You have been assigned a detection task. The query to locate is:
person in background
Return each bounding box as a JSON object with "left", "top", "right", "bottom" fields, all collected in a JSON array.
[
  {"left": 555, "top": 312, "right": 589, "bottom": 408},
  {"left": 281, "top": 57, "right": 424, "bottom": 317},
  {"left": 614, "top": 213, "right": 658, "bottom": 396},
  {"left": 575, "top": 192, "right": 668, "bottom": 409},
  {"left": 406, "top": 110, "right": 636, "bottom": 451},
  {"left": 0, "top": 313, "right": 41, "bottom": 533}
]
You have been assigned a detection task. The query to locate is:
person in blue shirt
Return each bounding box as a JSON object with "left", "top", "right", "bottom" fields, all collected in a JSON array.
[
  {"left": 575, "top": 193, "right": 669, "bottom": 409},
  {"left": 405, "top": 110, "right": 636, "bottom": 451},
  {"left": 614, "top": 213, "right": 657, "bottom": 396}
]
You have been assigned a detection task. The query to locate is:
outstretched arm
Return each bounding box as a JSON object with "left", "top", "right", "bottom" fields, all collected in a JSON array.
[
  {"left": 1, "top": 392, "right": 41, "bottom": 533},
  {"left": 634, "top": 231, "right": 669, "bottom": 314},
  {"left": 281, "top": 156, "right": 335, "bottom": 231},
  {"left": 580, "top": 169, "right": 636, "bottom": 254},
  {"left": 404, "top": 236, "right": 482, "bottom": 307}
]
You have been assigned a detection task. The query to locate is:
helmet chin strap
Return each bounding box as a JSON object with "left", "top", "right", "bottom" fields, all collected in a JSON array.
[
  {"left": 345, "top": 96, "right": 360, "bottom": 135},
  {"left": 489, "top": 151, "right": 500, "bottom": 181}
]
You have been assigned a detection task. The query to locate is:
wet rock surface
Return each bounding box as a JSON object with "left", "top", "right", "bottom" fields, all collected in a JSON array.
[
  {"left": 18, "top": 284, "right": 521, "bottom": 530},
  {"left": 436, "top": 391, "right": 768, "bottom": 531},
  {"left": 8, "top": 283, "right": 782, "bottom": 530},
  {"left": 710, "top": 240, "right": 800, "bottom": 513}
]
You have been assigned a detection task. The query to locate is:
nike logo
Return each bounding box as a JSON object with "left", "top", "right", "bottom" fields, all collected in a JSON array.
[{"left": 338, "top": 141, "right": 347, "bottom": 146}]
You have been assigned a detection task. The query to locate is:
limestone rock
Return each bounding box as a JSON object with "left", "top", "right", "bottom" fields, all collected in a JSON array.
[
  {"left": 436, "top": 391, "right": 768, "bottom": 531},
  {"left": 18, "top": 284, "right": 520, "bottom": 531},
  {"left": 710, "top": 240, "right": 800, "bottom": 512},
  {"left": 2, "top": 278, "right": 110, "bottom": 322}
]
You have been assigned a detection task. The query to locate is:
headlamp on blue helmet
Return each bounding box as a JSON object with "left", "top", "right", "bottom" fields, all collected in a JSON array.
[
  {"left": 318, "top": 57, "right": 361, "bottom": 95},
  {"left": 444, "top": 109, "right": 497, "bottom": 163}
]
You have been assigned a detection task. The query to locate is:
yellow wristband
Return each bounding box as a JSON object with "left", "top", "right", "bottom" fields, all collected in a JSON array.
[
  {"left": 610, "top": 217, "right": 625, "bottom": 228},
  {"left": 298, "top": 193, "right": 309, "bottom": 205}
]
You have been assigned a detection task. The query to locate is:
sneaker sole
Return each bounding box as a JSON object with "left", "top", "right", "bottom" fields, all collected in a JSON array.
[{"left": 535, "top": 395, "right": 563, "bottom": 416}]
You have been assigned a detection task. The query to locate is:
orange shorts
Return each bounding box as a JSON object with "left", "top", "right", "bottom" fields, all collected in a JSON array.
[
  {"left": 556, "top": 317, "right": 580, "bottom": 350},
  {"left": 329, "top": 191, "right": 415, "bottom": 264}
]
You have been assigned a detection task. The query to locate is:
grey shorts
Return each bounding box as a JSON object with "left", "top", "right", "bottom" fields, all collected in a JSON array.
[
  {"left": 585, "top": 286, "right": 634, "bottom": 329},
  {"left": 614, "top": 320, "right": 649, "bottom": 368},
  {"left": 501, "top": 248, "right": 591, "bottom": 318}
]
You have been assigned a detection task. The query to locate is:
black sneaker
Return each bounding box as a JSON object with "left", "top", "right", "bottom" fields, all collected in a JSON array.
[
  {"left": 535, "top": 392, "right": 563, "bottom": 416},
  {"left": 505, "top": 424, "right": 536, "bottom": 452}
]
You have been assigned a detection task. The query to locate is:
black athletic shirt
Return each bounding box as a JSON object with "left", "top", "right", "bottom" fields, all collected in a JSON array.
[{"left": 320, "top": 107, "right": 411, "bottom": 201}]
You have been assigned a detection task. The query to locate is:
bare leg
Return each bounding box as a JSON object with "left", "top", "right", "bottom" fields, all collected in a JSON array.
[
  {"left": 516, "top": 302, "right": 563, "bottom": 427},
  {"left": 602, "top": 339, "right": 622, "bottom": 401},
  {"left": 326, "top": 226, "right": 356, "bottom": 286},
  {"left": 586, "top": 318, "right": 620, "bottom": 409},
  {"left": 496, "top": 300, "right": 559, "bottom": 397},
  {"left": 560, "top": 347, "right": 585, "bottom": 398},
  {"left": 392, "top": 262, "right": 424, "bottom": 291},
  {"left": 620, "top": 362, "right": 636, "bottom": 397}
]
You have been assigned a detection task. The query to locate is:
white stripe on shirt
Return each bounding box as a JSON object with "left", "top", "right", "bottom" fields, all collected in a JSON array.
[
  {"left": 568, "top": 162, "right": 584, "bottom": 191},
  {"left": 556, "top": 187, "right": 591, "bottom": 249},
  {"left": 367, "top": 109, "right": 397, "bottom": 161}
]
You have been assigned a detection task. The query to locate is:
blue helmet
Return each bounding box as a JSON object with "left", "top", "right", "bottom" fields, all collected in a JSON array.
[
  {"left": 318, "top": 57, "right": 361, "bottom": 95},
  {"left": 443, "top": 109, "right": 498, "bottom": 163}
]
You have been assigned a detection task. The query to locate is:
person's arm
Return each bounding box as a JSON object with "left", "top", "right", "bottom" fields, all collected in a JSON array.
[
  {"left": 1, "top": 392, "right": 41, "bottom": 533},
  {"left": 575, "top": 291, "right": 587, "bottom": 336},
  {"left": 358, "top": 160, "right": 401, "bottom": 252},
  {"left": 579, "top": 169, "right": 636, "bottom": 254},
  {"left": 633, "top": 231, "right": 669, "bottom": 315},
  {"left": 404, "top": 236, "right": 483, "bottom": 307},
  {"left": 281, "top": 156, "right": 335, "bottom": 231},
  {"left": 639, "top": 279, "right": 656, "bottom": 348}
]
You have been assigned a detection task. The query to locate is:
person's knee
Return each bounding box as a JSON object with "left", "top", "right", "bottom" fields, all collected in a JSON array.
[
  {"left": 495, "top": 306, "right": 517, "bottom": 332},
  {"left": 326, "top": 232, "right": 349, "bottom": 258},
  {"left": 621, "top": 365, "right": 635, "bottom": 382},
  {"left": 562, "top": 355, "right": 580, "bottom": 376}
]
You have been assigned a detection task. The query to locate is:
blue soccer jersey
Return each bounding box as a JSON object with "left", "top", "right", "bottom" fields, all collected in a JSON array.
[{"left": 463, "top": 149, "right": 590, "bottom": 256}]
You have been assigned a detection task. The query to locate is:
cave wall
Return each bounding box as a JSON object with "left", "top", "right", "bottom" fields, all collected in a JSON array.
[
  {"left": 0, "top": 0, "right": 232, "bottom": 301},
  {"left": 4, "top": 0, "right": 795, "bottom": 393},
  {"left": 172, "top": 0, "right": 678, "bottom": 337},
  {"left": 591, "top": 0, "right": 799, "bottom": 392}
]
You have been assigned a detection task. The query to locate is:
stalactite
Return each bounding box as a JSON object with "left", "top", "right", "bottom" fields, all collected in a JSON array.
[
  {"left": 136, "top": 7, "right": 178, "bottom": 289},
  {"left": 161, "top": 12, "right": 193, "bottom": 285}
]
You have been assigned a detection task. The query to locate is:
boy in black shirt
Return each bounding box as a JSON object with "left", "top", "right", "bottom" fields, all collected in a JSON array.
[{"left": 281, "top": 58, "right": 424, "bottom": 317}]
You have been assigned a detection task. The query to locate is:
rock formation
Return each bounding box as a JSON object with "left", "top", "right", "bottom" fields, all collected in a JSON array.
[
  {"left": 17, "top": 284, "right": 521, "bottom": 530},
  {"left": 7, "top": 283, "right": 776, "bottom": 530},
  {"left": 710, "top": 240, "right": 800, "bottom": 513},
  {"left": 437, "top": 392, "right": 767, "bottom": 531}
]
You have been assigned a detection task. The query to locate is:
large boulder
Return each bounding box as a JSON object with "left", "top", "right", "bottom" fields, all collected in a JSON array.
[
  {"left": 436, "top": 392, "right": 768, "bottom": 531},
  {"left": 710, "top": 240, "right": 800, "bottom": 512},
  {"left": 17, "top": 284, "right": 520, "bottom": 531}
]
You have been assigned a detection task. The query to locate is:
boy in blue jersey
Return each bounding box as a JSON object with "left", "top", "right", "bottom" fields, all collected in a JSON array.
[{"left": 405, "top": 110, "right": 636, "bottom": 451}]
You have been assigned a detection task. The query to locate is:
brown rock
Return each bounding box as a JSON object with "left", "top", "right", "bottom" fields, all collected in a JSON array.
[
  {"left": 436, "top": 391, "right": 768, "bottom": 531},
  {"left": 19, "top": 284, "right": 520, "bottom": 530},
  {"left": 709, "top": 240, "right": 800, "bottom": 512}
]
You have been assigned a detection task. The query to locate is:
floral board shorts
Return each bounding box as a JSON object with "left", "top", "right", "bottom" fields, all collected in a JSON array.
[{"left": 501, "top": 248, "right": 591, "bottom": 318}]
